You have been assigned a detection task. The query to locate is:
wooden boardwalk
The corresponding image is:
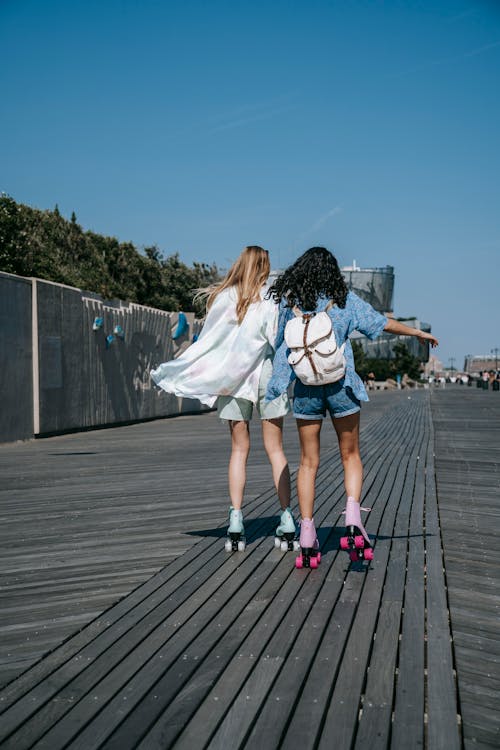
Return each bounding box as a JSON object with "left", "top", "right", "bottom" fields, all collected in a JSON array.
[
  {"left": 432, "top": 387, "right": 500, "bottom": 750},
  {"left": 0, "top": 387, "right": 498, "bottom": 748}
]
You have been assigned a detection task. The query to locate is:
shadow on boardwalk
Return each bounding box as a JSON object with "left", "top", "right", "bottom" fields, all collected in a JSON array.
[{"left": 0, "top": 387, "right": 498, "bottom": 749}]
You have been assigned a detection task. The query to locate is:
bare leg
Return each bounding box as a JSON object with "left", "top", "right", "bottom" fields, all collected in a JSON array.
[
  {"left": 261, "top": 417, "right": 291, "bottom": 510},
  {"left": 228, "top": 420, "right": 250, "bottom": 509},
  {"left": 296, "top": 419, "right": 322, "bottom": 519},
  {"left": 332, "top": 412, "right": 362, "bottom": 501}
]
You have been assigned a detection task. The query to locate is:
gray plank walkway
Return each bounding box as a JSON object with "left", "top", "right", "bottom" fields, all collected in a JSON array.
[
  {"left": 0, "top": 387, "right": 498, "bottom": 748},
  {"left": 432, "top": 387, "right": 500, "bottom": 750},
  {"left": 0, "top": 409, "right": 304, "bottom": 686},
  {"left": 0, "top": 395, "right": 387, "bottom": 687}
]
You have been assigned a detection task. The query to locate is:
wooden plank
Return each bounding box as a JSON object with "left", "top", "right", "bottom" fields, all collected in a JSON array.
[
  {"left": 0, "top": 409, "right": 304, "bottom": 687},
  {"left": 460, "top": 699, "right": 500, "bottom": 748},
  {"left": 1, "top": 515, "right": 279, "bottom": 746},
  {"left": 4, "top": 389, "right": 492, "bottom": 749},
  {"left": 431, "top": 387, "right": 500, "bottom": 749},
  {"left": 194, "top": 521, "right": 342, "bottom": 750},
  {"left": 356, "top": 424, "right": 427, "bottom": 750},
  {"left": 452, "top": 631, "right": 500, "bottom": 657},
  {"left": 0, "top": 424, "right": 304, "bottom": 716},
  {"left": 168, "top": 503, "right": 343, "bottom": 750},
  {"left": 29, "top": 544, "right": 282, "bottom": 749},
  {"left": 80, "top": 464, "right": 358, "bottom": 746},
  {"left": 0, "top": 414, "right": 368, "bottom": 748},
  {"left": 0, "top": 536, "right": 220, "bottom": 714},
  {"left": 390, "top": 426, "right": 427, "bottom": 749},
  {"left": 0, "top": 530, "right": 225, "bottom": 703},
  {"left": 425, "top": 416, "right": 461, "bottom": 750},
  {"left": 169, "top": 398, "right": 416, "bottom": 749},
  {"left": 311, "top": 399, "right": 427, "bottom": 749},
  {"left": 457, "top": 680, "right": 500, "bottom": 712},
  {"left": 258, "top": 407, "right": 424, "bottom": 750}
]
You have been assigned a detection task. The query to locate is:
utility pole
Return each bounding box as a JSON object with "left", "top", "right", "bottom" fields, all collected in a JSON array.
[
  {"left": 448, "top": 357, "right": 456, "bottom": 372},
  {"left": 492, "top": 348, "right": 499, "bottom": 370}
]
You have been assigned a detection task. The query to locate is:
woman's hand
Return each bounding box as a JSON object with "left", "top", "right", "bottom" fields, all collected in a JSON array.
[
  {"left": 417, "top": 331, "right": 439, "bottom": 348},
  {"left": 384, "top": 318, "right": 439, "bottom": 348}
]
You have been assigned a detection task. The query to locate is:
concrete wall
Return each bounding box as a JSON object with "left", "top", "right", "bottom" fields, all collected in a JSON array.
[
  {"left": 0, "top": 273, "right": 206, "bottom": 441},
  {"left": 0, "top": 273, "right": 33, "bottom": 442}
]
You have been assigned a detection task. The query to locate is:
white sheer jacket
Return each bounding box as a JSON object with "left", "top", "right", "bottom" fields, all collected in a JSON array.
[{"left": 150, "top": 286, "right": 278, "bottom": 407}]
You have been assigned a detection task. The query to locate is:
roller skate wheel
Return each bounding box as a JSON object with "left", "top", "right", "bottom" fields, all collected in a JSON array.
[
  {"left": 316, "top": 552, "right": 321, "bottom": 564},
  {"left": 340, "top": 537, "right": 349, "bottom": 550},
  {"left": 280, "top": 540, "right": 288, "bottom": 552},
  {"left": 295, "top": 556, "right": 304, "bottom": 569},
  {"left": 354, "top": 535, "right": 365, "bottom": 549},
  {"left": 293, "top": 540, "right": 300, "bottom": 551},
  {"left": 349, "top": 550, "right": 358, "bottom": 563},
  {"left": 224, "top": 539, "right": 232, "bottom": 552},
  {"left": 237, "top": 540, "right": 246, "bottom": 552},
  {"left": 364, "top": 547, "right": 374, "bottom": 561},
  {"left": 274, "top": 536, "right": 282, "bottom": 549},
  {"left": 310, "top": 556, "right": 318, "bottom": 569}
]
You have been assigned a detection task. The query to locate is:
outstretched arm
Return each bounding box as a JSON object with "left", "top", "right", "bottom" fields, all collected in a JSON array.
[{"left": 384, "top": 318, "right": 439, "bottom": 348}]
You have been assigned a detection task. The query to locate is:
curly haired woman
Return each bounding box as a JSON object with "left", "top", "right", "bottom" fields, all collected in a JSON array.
[{"left": 267, "top": 246, "right": 438, "bottom": 567}]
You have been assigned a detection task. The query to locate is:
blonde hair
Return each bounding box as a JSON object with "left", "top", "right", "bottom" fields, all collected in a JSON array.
[{"left": 201, "top": 246, "right": 270, "bottom": 324}]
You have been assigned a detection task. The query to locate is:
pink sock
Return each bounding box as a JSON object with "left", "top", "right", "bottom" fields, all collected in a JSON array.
[{"left": 345, "top": 497, "right": 370, "bottom": 544}]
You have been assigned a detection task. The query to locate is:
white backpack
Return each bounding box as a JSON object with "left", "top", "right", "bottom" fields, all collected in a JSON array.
[{"left": 284, "top": 304, "right": 346, "bottom": 386}]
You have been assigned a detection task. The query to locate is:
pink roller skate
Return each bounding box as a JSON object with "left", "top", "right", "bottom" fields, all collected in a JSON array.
[
  {"left": 340, "top": 497, "right": 373, "bottom": 562},
  {"left": 295, "top": 518, "right": 321, "bottom": 569}
]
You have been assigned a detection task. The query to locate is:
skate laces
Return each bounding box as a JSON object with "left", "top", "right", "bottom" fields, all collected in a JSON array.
[{"left": 342, "top": 505, "right": 371, "bottom": 515}]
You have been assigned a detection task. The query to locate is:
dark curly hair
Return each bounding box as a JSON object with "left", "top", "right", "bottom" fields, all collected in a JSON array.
[{"left": 268, "top": 246, "right": 348, "bottom": 310}]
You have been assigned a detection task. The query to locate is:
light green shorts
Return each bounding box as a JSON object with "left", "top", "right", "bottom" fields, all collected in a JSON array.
[{"left": 217, "top": 358, "right": 290, "bottom": 421}]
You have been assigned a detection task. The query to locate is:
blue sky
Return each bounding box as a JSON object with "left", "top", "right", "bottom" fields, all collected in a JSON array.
[{"left": 1, "top": 0, "right": 499, "bottom": 369}]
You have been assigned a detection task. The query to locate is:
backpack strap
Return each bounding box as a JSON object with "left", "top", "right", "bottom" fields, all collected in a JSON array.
[
  {"left": 292, "top": 300, "right": 335, "bottom": 316},
  {"left": 291, "top": 305, "right": 314, "bottom": 318},
  {"left": 291, "top": 306, "right": 319, "bottom": 377}
]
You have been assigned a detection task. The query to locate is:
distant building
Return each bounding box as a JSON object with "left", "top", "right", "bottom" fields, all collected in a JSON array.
[
  {"left": 351, "top": 317, "right": 431, "bottom": 362},
  {"left": 423, "top": 354, "right": 445, "bottom": 377},
  {"left": 463, "top": 355, "right": 499, "bottom": 374},
  {"left": 341, "top": 261, "right": 394, "bottom": 314},
  {"left": 341, "top": 262, "right": 430, "bottom": 364}
]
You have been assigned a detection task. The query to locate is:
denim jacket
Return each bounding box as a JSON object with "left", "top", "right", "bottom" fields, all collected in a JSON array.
[{"left": 266, "top": 291, "right": 387, "bottom": 402}]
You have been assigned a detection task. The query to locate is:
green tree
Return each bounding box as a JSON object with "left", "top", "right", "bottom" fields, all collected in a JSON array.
[
  {"left": 390, "top": 342, "right": 422, "bottom": 380},
  {"left": 0, "top": 195, "right": 221, "bottom": 315},
  {"left": 364, "top": 357, "right": 392, "bottom": 380},
  {"left": 351, "top": 340, "right": 367, "bottom": 378},
  {"left": 351, "top": 338, "right": 422, "bottom": 381}
]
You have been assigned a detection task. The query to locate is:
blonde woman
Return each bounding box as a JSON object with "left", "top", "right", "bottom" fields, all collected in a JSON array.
[{"left": 151, "top": 246, "right": 297, "bottom": 552}]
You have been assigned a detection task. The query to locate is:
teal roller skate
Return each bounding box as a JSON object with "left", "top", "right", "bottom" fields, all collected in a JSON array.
[
  {"left": 225, "top": 508, "right": 246, "bottom": 552},
  {"left": 274, "top": 507, "right": 300, "bottom": 552}
]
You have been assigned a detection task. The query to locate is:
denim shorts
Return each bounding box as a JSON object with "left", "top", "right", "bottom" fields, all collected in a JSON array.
[
  {"left": 217, "top": 358, "right": 290, "bottom": 421},
  {"left": 293, "top": 379, "right": 361, "bottom": 420}
]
